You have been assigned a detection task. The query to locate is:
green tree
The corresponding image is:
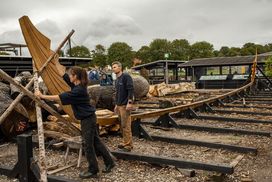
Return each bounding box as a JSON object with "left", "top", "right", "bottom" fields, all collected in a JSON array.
[
  {"left": 255, "top": 44, "right": 266, "bottom": 54},
  {"left": 190, "top": 41, "right": 214, "bottom": 59},
  {"left": 218, "top": 46, "right": 230, "bottom": 57},
  {"left": 67, "top": 45, "right": 91, "bottom": 57},
  {"left": 240, "top": 42, "right": 256, "bottom": 55},
  {"left": 170, "top": 39, "right": 190, "bottom": 60},
  {"left": 265, "top": 56, "right": 272, "bottom": 77},
  {"left": 266, "top": 43, "right": 272, "bottom": 52},
  {"left": 107, "top": 42, "right": 133, "bottom": 68},
  {"left": 136, "top": 45, "right": 152, "bottom": 64},
  {"left": 213, "top": 50, "right": 220, "bottom": 57},
  {"left": 91, "top": 44, "right": 108, "bottom": 67},
  {"left": 218, "top": 46, "right": 240, "bottom": 57},
  {"left": 149, "top": 39, "right": 171, "bottom": 61},
  {"left": 228, "top": 47, "right": 241, "bottom": 56}
]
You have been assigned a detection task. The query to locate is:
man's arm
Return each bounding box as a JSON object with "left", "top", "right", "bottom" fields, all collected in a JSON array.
[
  {"left": 126, "top": 75, "right": 134, "bottom": 102},
  {"left": 125, "top": 74, "right": 134, "bottom": 110}
]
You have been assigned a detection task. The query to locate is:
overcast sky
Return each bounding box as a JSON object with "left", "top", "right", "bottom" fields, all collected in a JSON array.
[{"left": 0, "top": 0, "right": 272, "bottom": 53}]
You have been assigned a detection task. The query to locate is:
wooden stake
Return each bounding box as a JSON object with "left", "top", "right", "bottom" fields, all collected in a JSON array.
[
  {"left": 47, "top": 161, "right": 77, "bottom": 175},
  {"left": 33, "top": 67, "right": 48, "bottom": 182},
  {"left": 0, "top": 69, "right": 80, "bottom": 136},
  {"left": 0, "top": 30, "right": 75, "bottom": 125}
]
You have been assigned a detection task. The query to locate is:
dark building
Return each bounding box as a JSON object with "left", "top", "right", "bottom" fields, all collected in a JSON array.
[
  {"left": 132, "top": 60, "right": 186, "bottom": 84},
  {"left": 180, "top": 53, "right": 272, "bottom": 89},
  {"left": 0, "top": 55, "right": 91, "bottom": 77},
  {"left": 0, "top": 43, "right": 27, "bottom": 56}
]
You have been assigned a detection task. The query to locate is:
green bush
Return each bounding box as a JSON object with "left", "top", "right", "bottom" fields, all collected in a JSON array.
[{"left": 264, "top": 56, "right": 272, "bottom": 77}]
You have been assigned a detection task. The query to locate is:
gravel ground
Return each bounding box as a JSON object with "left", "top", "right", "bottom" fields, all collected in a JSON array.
[
  {"left": 214, "top": 106, "right": 272, "bottom": 115},
  {"left": 173, "top": 117, "right": 272, "bottom": 134},
  {"left": 201, "top": 111, "right": 272, "bottom": 123},
  {"left": 0, "top": 93, "right": 271, "bottom": 181},
  {"left": 0, "top": 130, "right": 270, "bottom": 182}
]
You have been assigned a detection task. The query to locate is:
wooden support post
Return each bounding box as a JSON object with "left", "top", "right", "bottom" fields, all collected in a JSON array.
[
  {"left": 33, "top": 69, "right": 48, "bottom": 182},
  {"left": 0, "top": 30, "right": 75, "bottom": 125},
  {"left": 10, "top": 134, "right": 36, "bottom": 181},
  {"left": 132, "top": 119, "right": 153, "bottom": 140},
  {"left": 165, "top": 61, "right": 169, "bottom": 85},
  {"left": 154, "top": 114, "right": 179, "bottom": 128},
  {"left": 0, "top": 69, "right": 80, "bottom": 136}
]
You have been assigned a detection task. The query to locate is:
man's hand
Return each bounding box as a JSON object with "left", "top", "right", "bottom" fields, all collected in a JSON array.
[
  {"left": 114, "top": 105, "right": 118, "bottom": 114},
  {"left": 35, "top": 90, "right": 43, "bottom": 99},
  {"left": 126, "top": 103, "right": 133, "bottom": 111}
]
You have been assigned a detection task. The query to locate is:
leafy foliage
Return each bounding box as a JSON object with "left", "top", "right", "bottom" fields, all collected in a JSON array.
[
  {"left": 265, "top": 56, "right": 272, "bottom": 77},
  {"left": 0, "top": 51, "right": 9, "bottom": 55},
  {"left": 149, "top": 39, "right": 171, "bottom": 61},
  {"left": 67, "top": 45, "right": 91, "bottom": 57},
  {"left": 190, "top": 41, "right": 214, "bottom": 59},
  {"left": 107, "top": 42, "right": 133, "bottom": 68},
  {"left": 91, "top": 44, "right": 107, "bottom": 67}
]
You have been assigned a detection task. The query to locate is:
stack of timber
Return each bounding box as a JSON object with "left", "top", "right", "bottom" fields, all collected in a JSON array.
[{"left": 148, "top": 82, "right": 196, "bottom": 97}]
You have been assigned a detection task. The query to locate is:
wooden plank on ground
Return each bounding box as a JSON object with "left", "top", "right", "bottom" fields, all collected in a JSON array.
[{"left": 230, "top": 155, "right": 244, "bottom": 167}]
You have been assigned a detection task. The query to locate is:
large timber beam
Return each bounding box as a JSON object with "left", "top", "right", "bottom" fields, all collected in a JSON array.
[
  {"left": 151, "top": 135, "right": 257, "bottom": 154},
  {"left": 111, "top": 151, "right": 234, "bottom": 174}
]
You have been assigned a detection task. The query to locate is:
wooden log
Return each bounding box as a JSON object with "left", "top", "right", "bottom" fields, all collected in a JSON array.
[
  {"left": 44, "top": 130, "right": 72, "bottom": 141},
  {"left": 88, "top": 75, "right": 149, "bottom": 110},
  {"left": 0, "top": 29, "right": 75, "bottom": 125},
  {"left": 52, "top": 142, "right": 64, "bottom": 148},
  {"left": 43, "top": 121, "right": 78, "bottom": 136},
  {"left": 33, "top": 70, "right": 48, "bottom": 182},
  {"left": 10, "top": 71, "right": 33, "bottom": 98},
  {"left": 46, "top": 164, "right": 59, "bottom": 171},
  {"left": 0, "top": 79, "right": 34, "bottom": 125},
  {"left": 0, "top": 69, "right": 80, "bottom": 136},
  {"left": 0, "top": 83, "right": 29, "bottom": 139},
  {"left": 230, "top": 155, "right": 244, "bottom": 167},
  {"left": 176, "top": 168, "right": 196, "bottom": 177},
  {"left": 47, "top": 161, "right": 77, "bottom": 175}
]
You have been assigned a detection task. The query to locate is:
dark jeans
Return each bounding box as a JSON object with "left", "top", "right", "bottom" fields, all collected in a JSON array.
[{"left": 81, "top": 114, "right": 114, "bottom": 173}]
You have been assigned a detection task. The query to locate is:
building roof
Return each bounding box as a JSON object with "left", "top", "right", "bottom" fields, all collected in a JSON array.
[
  {"left": 0, "top": 43, "right": 27, "bottom": 49},
  {"left": 132, "top": 60, "right": 186, "bottom": 70},
  {"left": 179, "top": 54, "right": 272, "bottom": 68}
]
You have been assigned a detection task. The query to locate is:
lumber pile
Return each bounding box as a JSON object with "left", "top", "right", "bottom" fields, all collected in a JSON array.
[{"left": 148, "top": 82, "right": 195, "bottom": 97}]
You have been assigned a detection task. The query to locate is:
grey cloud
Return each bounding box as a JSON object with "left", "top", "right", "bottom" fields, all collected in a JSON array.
[
  {"left": 67, "top": 12, "right": 141, "bottom": 49},
  {"left": 0, "top": 19, "right": 64, "bottom": 54},
  {"left": 0, "top": 0, "right": 272, "bottom": 51}
]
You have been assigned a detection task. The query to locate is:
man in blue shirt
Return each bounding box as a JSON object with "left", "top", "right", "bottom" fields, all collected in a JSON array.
[{"left": 112, "top": 61, "right": 134, "bottom": 152}]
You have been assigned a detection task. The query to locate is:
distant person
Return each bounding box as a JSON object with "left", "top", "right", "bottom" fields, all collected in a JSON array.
[
  {"left": 88, "top": 68, "right": 99, "bottom": 81},
  {"left": 111, "top": 61, "right": 134, "bottom": 152},
  {"left": 100, "top": 74, "right": 113, "bottom": 86}
]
